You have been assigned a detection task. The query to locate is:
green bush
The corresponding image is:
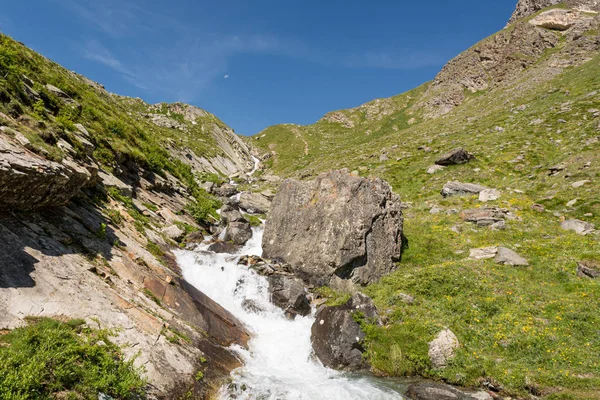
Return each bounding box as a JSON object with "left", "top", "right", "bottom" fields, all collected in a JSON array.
[
  {"left": 185, "top": 189, "right": 221, "bottom": 224},
  {"left": 0, "top": 317, "right": 147, "bottom": 399}
]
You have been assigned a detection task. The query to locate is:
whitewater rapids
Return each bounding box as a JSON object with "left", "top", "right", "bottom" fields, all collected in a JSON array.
[{"left": 175, "top": 226, "right": 404, "bottom": 399}]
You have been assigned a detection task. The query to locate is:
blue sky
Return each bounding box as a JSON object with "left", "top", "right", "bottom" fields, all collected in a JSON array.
[{"left": 0, "top": 1, "right": 516, "bottom": 135}]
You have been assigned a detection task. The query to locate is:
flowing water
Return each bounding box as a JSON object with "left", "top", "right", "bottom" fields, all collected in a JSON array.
[{"left": 175, "top": 226, "right": 405, "bottom": 399}]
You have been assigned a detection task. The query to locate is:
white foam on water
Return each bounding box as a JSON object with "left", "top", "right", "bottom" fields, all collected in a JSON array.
[{"left": 175, "top": 226, "right": 403, "bottom": 400}]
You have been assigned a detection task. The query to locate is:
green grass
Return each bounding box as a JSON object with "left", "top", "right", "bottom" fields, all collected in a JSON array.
[
  {"left": 253, "top": 28, "right": 600, "bottom": 399},
  {"left": 0, "top": 33, "right": 227, "bottom": 228},
  {"left": 142, "top": 288, "right": 162, "bottom": 306},
  {"left": 243, "top": 213, "right": 263, "bottom": 227},
  {"left": 0, "top": 317, "right": 146, "bottom": 399}
]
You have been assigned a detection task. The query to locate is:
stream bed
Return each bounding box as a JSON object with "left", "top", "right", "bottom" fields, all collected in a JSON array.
[{"left": 175, "top": 226, "right": 407, "bottom": 399}]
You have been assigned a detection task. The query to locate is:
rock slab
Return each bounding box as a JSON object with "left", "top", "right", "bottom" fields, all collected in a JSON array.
[
  {"left": 428, "top": 329, "right": 459, "bottom": 369},
  {"left": 267, "top": 274, "right": 311, "bottom": 318},
  {"left": 406, "top": 382, "right": 493, "bottom": 400},
  {"left": 441, "top": 182, "right": 489, "bottom": 198},
  {"left": 262, "top": 170, "right": 403, "bottom": 286},
  {"left": 310, "top": 293, "right": 379, "bottom": 370},
  {"left": 435, "top": 148, "right": 474, "bottom": 166},
  {"left": 0, "top": 136, "right": 92, "bottom": 210},
  {"left": 561, "top": 219, "right": 595, "bottom": 235}
]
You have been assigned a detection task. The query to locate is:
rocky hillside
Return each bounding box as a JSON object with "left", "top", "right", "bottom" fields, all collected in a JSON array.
[
  {"left": 0, "top": 32, "right": 267, "bottom": 399},
  {"left": 253, "top": 1, "right": 600, "bottom": 399}
]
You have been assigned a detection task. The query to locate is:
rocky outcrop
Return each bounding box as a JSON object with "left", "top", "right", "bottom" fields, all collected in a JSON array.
[
  {"left": 311, "top": 293, "right": 379, "bottom": 370},
  {"left": 508, "top": 0, "right": 562, "bottom": 24},
  {"left": 145, "top": 102, "right": 255, "bottom": 177},
  {"left": 530, "top": 9, "right": 593, "bottom": 30},
  {"left": 509, "top": 0, "right": 600, "bottom": 24},
  {"left": 0, "top": 204, "right": 249, "bottom": 398},
  {"left": 262, "top": 169, "right": 403, "bottom": 287},
  {"left": 0, "top": 135, "right": 92, "bottom": 210},
  {"left": 421, "top": 0, "right": 600, "bottom": 118}
]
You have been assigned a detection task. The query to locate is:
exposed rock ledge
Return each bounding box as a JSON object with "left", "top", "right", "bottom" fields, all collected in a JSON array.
[{"left": 0, "top": 135, "right": 93, "bottom": 210}]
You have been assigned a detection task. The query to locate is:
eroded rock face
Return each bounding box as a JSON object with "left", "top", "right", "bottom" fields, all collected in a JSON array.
[
  {"left": 508, "top": 0, "right": 562, "bottom": 24},
  {"left": 262, "top": 170, "right": 403, "bottom": 286},
  {"left": 0, "top": 136, "right": 91, "bottom": 210},
  {"left": 529, "top": 9, "right": 593, "bottom": 30},
  {"left": 310, "top": 293, "right": 379, "bottom": 370}
]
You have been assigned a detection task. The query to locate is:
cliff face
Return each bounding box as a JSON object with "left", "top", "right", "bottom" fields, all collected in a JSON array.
[
  {"left": 508, "top": 0, "right": 562, "bottom": 24},
  {"left": 0, "top": 33, "right": 258, "bottom": 398},
  {"left": 509, "top": 0, "right": 600, "bottom": 24}
]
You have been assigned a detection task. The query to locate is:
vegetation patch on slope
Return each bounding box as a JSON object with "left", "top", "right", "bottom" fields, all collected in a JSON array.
[{"left": 0, "top": 317, "right": 147, "bottom": 399}]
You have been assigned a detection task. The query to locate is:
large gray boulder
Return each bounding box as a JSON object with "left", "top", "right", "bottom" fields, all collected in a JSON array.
[
  {"left": 0, "top": 135, "right": 91, "bottom": 210},
  {"left": 495, "top": 247, "right": 529, "bottom": 266},
  {"left": 220, "top": 204, "right": 253, "bottom": 245},
  {"left": 311, "top": 293, "right": 379, "bottom": 370},
  {"left": 435, "top": 148, "right": 473, "bottom": 166},
  {"left": 428, "top": 329, "right": 459, "bottom": 369},
  {"left": 239, "top": 192, "right": 271, "bottom": 214},
  {"left": 262, "top": 170, "right": 403, "bottom": 286},
  {"left": 267, "top": 274, "right": 311, "bottom": 318}
]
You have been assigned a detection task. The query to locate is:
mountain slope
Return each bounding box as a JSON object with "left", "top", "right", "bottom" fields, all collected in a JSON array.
[
  {"left": 0, "top": 32, "right": 259, "bottom": 399},
  {"left": 253, "top": 2, "right": 600, "bottom": 398}
]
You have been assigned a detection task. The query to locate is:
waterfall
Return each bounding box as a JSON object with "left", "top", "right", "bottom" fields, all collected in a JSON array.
[{"left": 175, "top": 226, "right": 403, "bottom": 399}]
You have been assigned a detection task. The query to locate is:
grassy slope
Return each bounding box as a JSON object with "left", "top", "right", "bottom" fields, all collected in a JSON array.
[
  {"left": 253, "top": 32, "right": 600, "bottom": 400},
  {"left": 0, "top": 33, "right": 230, "bottom": 229},
  {"left": 0, "top": 33, "right": 231, "bottom": 187}
]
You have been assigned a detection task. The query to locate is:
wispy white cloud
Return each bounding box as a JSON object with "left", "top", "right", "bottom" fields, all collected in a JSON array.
[
  {"left": 54, "top": 0, "right": 157, "bottom": 38},
  {"left": 345, "top": 51, "right": 445, "bottom": 70},
  {"left": 82, "top": 40, "right": 132, "bottom": 76},
  {"left": 58, "top": 0, "right": 444, "bottom": 102}
]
